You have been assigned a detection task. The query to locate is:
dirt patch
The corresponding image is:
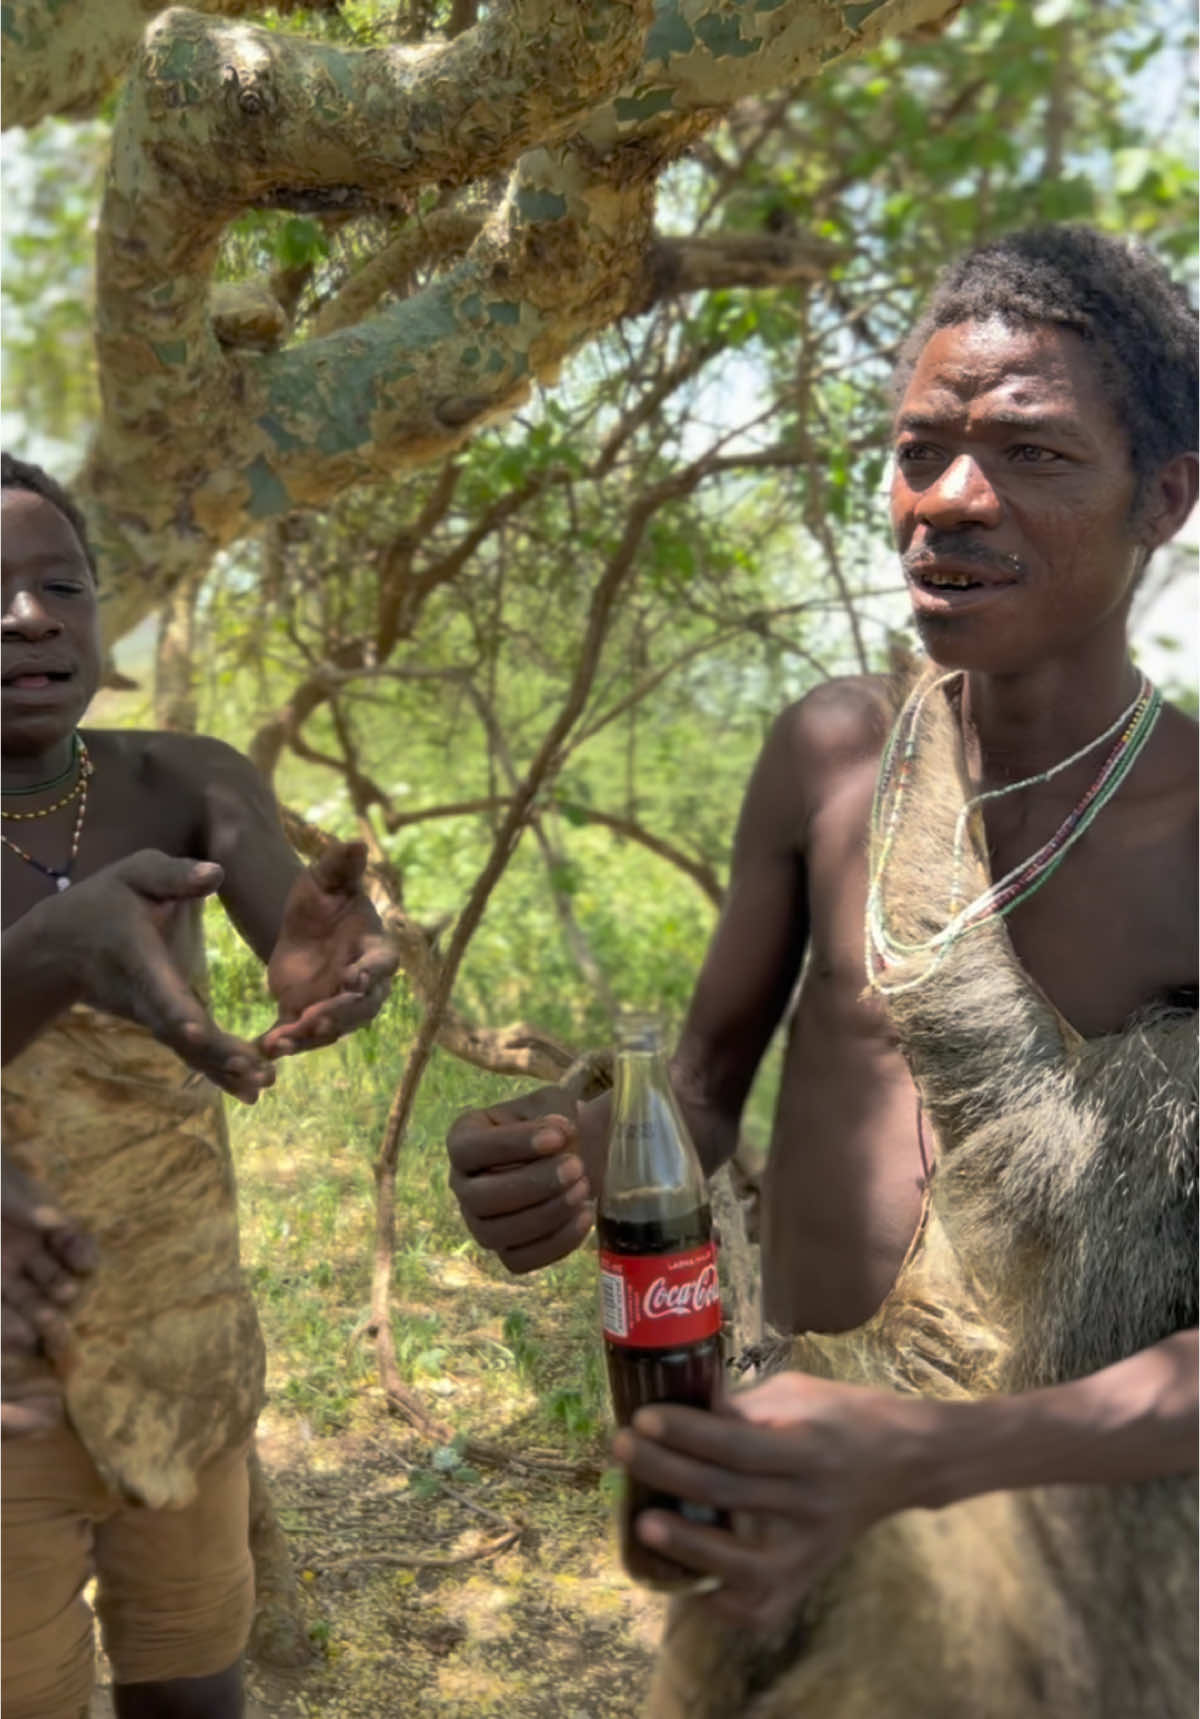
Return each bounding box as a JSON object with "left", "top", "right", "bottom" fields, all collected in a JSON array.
[{"left": 245, "top": 1419, "right": 664, "bottom": 1717}]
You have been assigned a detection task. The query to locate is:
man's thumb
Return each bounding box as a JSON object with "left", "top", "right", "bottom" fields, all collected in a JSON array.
[{"left": 120, "top": 851, "right": 225, "bottom": 901}]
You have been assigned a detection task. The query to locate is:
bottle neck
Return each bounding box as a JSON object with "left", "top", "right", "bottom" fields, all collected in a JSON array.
[{"left": 606, "top": 1044, "right": 706, "bottom": 1215}]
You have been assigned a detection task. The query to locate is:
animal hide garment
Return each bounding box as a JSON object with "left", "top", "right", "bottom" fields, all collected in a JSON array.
[
  {"left": 2, "top": 1003, "right": 265, "bottom": 1510},
  {"left": 646, "top": 665, "right": 1197, "bottom": 1719}
]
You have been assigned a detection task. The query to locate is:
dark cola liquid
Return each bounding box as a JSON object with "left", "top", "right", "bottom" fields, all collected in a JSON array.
[{"left": 599, "top": 1208, "right": 729, "bottom": 1592}]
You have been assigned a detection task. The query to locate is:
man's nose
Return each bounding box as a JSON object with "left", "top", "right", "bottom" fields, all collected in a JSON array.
[
  {"left": 914, "top": 453, "right": 1002, "bottom": 531},
  {"left": 1, "top": 588, "right": 64, "bottom": 639}
]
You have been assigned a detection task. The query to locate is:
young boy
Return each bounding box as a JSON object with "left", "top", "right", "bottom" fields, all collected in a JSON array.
[{"left": 1, "top": 451, "right": 398, "bottom": 1719}]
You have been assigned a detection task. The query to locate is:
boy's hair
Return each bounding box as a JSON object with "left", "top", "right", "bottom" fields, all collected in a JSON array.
[
  {"left": 1, "top": 451, "right": 98, "bottom": 580},
  {"left": 895, "top": 225, "right": 1199, "bottom": 485}
]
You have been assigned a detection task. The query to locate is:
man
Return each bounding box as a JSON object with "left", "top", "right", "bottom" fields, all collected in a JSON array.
[
  {"left": 446, "top": 227, "right": 1198, "bottom": 1714},
  {"left": 1, "top": 452, "right": 399, "bottom": 1719}
]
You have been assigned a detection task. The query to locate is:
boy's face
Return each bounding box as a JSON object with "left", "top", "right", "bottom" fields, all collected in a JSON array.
[{"left": 1, "top": 487, "right": 101, "bottom": 759}]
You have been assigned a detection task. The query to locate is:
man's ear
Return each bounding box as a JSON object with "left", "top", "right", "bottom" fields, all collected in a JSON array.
[{"left": 1136, "top": 451, "right": 1199, "bottom": 553}]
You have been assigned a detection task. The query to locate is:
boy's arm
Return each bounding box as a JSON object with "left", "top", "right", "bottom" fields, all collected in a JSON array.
[
  {"left": 3, "top": 850, "right": 273, "bottom": 1100},
  {"left": 181, "top": 736, "right": 398, "bottom": 1053}
]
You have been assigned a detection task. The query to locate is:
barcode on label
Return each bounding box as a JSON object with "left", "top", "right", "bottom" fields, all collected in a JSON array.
[{"left": 600, "top": 1269, "right": 627, "bottom": 1338}]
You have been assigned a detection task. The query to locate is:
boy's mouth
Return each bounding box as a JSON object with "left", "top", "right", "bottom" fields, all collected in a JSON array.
[{"left": 1, "top": 667, "right": 75, "bottom": 689}]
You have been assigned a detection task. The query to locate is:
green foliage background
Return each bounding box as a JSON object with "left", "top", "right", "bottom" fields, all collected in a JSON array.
[{"left": 3, "top": 0, "right": 1196, "bottom": 1439}]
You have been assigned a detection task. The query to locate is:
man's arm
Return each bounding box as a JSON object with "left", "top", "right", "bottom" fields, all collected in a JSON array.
[
  {"left": 613, "top": 1329, "right": 1198, "bottom": 1630},
  {"left": 447, "top": 700, "right": 818, "bottom": 1269},
  {"left": 669, "top": 703, "right": 814, "bottom": 1176}
]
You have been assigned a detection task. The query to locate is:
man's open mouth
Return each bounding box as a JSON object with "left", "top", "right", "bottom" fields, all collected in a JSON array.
[
  {"left": 907, "top": 561, "right": 1017, "bottom": 595},
  {"left": 914, "top": 569, "right": 986, "bottom": 590}
]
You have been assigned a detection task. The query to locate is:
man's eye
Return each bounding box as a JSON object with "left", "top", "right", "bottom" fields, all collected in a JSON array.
[
  {"left": 897, "top": 443, "right": 939, "bottom": 463},
  {"left": 1009, "top": 445, "right": 1060, "bottom": 464},
  {"left": 46, "top": 581, "right": 85, "bottom": 595}
]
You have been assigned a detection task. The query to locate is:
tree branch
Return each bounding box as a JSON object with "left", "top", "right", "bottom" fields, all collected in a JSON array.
[{"left": 64, "top": 0, "right": 957, "bottom": 644}]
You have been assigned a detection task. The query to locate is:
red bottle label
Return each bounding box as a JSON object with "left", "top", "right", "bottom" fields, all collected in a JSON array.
[{"left": 599, "top": 1243, "right": 721, "bottom": 1348}]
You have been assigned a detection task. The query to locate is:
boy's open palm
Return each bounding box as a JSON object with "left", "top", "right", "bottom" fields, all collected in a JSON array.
[{"left": 260, "top": 841, "right": 398, "bottom": 1056}]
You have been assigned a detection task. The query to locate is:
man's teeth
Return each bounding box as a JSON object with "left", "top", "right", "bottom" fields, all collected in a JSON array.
[{"left": 924, "top": 571, "right": 978, "bottom": 588}]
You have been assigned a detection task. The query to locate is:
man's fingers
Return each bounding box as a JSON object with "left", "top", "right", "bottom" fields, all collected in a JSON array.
[
  {"left": 17, "top": 1244, "right": 83, "bottom": 1304},
  {"left": 614, "top": 1424, "right": 792, "bottom": 1518},
  {"left": 1, "top": 1395, "right": 65, "bottom": 1439},
  {"left": 629, "top": 1402, "right": 797, "bottom": 1476},
  {"left": 451, "top": 1152, "right": 587, "bottom": 1220},
  {"left": 460, "top": 1183, "right": 591, "bottom": 1252},
  {"left": 447, "top": 1113, "right": 576, "bottom": 1175},
  {"left": 44, "top": 1225, "right": 98, "bottom": 1277},
  {"left": 1, "top": 1300, "right": 43, "bottom": 1355},
  {"left": 496, "top": 1204, "right": 595, "bottom": 1274},
  {"left": 632, "top": 1513, "right": 789, "bottom": 1631}
]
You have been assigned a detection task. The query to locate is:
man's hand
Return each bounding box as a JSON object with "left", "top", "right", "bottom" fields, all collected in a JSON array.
[
  {"left": 258, "top": 842, "right": 398, "bottom": 1057},
  {"left": 612, "top": 1371, "right": 930, "bottom": 1631},
  {"left": 1, "top": 1155, "right": 95, "bottom": 1438},
  {"left": 446, "top": 1087, "right": 597, "bottom": 1273},
  {"left": 5, "top": 851, "right": 276, "bottom": 1104}
]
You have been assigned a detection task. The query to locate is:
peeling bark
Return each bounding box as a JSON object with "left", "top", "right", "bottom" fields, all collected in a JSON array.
[{"left": 9, "top": 0, "right": 958, "bottom": 643}]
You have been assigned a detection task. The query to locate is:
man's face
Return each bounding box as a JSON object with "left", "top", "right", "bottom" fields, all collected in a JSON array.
[
  {"left": 1, "top": 487, "right": 101, "bottom": 758},
  {"left": 890, "top": 318, "right": 1145, "bottom": 674}
]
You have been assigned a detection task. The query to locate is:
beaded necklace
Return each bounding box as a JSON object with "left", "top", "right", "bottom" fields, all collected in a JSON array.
[
  {"left": 866, "top": 671, "right": 1162, "bottom": 997},
  {"left": 1, "top": 734, "right": 81, "bottom": 798},
  {"left": 0, "top": 736, "right": 93, "bottom": 891}
]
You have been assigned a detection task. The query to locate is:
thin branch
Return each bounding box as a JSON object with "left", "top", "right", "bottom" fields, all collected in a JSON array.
[
  {"left": 555, "top": 804, "right": 724, "bottom": 908},
  {"left": 370, "top": 461, "right": 710, "bottom": 1431}
]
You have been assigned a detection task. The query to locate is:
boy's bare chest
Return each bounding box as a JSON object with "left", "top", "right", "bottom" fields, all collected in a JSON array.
[{"left": 1, "top": 768, "right": 199, "bottom": 929}]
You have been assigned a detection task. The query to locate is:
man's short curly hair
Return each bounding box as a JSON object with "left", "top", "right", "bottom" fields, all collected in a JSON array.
[
  {"left": 1, "top": 451, "right": 97, "bottom": 581},
  {"left": 895, "top": 225, "right": 1199, "bottom": 486}
]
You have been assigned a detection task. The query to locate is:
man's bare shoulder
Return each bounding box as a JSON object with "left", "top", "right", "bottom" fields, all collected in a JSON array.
[{"left": 774, "top": 674, "right": 893, "bottom": 776}]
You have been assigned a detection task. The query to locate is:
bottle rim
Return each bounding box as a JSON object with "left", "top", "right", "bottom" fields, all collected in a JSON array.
[{"left": 614, "top": 1010, "right": 665, "bottom": 1051}]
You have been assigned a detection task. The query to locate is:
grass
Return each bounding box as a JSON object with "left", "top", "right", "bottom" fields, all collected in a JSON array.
[{"left": 213, "top": 962, "right": 668, "bottom": 1715}]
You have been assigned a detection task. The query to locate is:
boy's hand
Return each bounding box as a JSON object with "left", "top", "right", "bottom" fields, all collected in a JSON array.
[
  {"left": 1, "top": 1155, "right": 94, "bottom": 1437},
  {"left": 259, "top": 842, "right": 399, "bottom": 1057},
  {"left": 7, "top": 851, "right": 276, "bottom": 1104}
]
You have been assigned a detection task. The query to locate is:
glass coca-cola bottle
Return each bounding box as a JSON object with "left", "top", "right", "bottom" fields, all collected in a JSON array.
[{"left": 598, "top": 1013, "right": 727, "bottom": 1593}]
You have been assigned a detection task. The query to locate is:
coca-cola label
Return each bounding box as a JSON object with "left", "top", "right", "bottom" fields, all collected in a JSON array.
[{"left": 599, "top": 1243, "right": 721, "bottom": 1348}]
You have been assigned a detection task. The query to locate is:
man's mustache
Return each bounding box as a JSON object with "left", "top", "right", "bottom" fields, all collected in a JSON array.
[{"left": 902, "top": 538, "right": 1026, "bottom": 579}]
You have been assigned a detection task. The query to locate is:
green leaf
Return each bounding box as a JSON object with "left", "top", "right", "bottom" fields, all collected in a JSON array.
[{"left": 274, "top": 217, "right": 329, "bottom": 268}]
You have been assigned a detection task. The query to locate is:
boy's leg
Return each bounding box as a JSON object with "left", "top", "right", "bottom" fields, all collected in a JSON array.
[
  {"left": 1, "top": 1423, "right": 107, "bottom": 1719},
  {"left": 111, "top": 1664, "right": 242, "bottom": 1719},
  {"left": 94, "top": 1441, "right": 254, "bottom": 1719}
]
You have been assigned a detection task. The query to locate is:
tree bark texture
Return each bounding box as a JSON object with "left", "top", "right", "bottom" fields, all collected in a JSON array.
[{"left": 4, "top": 0, "right": 958, "bottom": 645}]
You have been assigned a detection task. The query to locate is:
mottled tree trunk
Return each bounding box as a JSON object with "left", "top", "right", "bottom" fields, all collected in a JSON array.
[
  {"left": 152, "top": 574, "right": 202, "bottom": 732},
  {"left": 4, "top": 0, "right": 958, "bottom": 645}
]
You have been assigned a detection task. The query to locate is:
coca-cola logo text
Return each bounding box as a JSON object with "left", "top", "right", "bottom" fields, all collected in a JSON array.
[{"left": 644, "top": 1263, "right": 719, "bottom": 1319}]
